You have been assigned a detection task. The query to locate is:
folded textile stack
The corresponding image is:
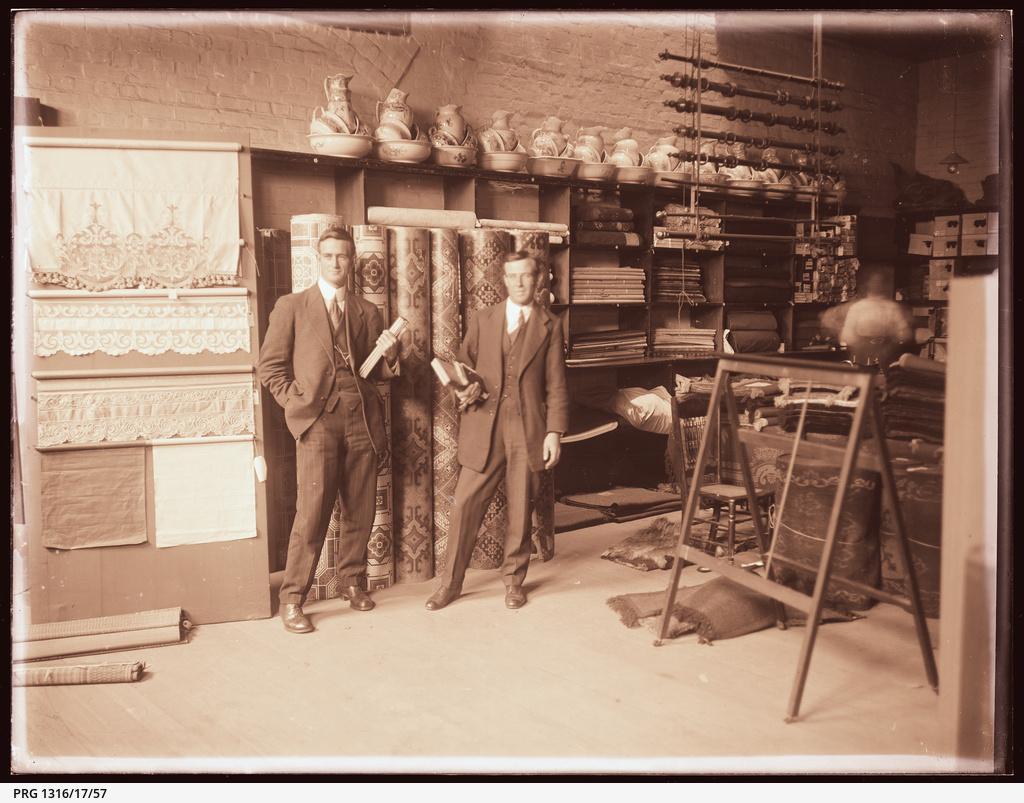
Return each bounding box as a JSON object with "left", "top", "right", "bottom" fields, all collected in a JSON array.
[
  {"left": 569, "top": 329, "right": 647, "bottom": 363},
  {"left": 653, "top": 264, "right": 705, "bottom": 303},
  {"left": 574, "top": 203, "right": 642, "bottom": 247},
  {"left": 724, "top": 276, "right": 792, "bottom": 303},
  {"left": 882, "top": 355, "right": 945, "bottom": 444},
  {"left": 571, "top": 266, "right": 645, "bottom": 303},
  {"left": 652, "top": 328, "right": 716, "bottom": 357},
  {"left": 794, "top": 256, "right": 859, "bottom": 303},
  {"left": 656, "top": 204, "right": 722, "bottom": 236},
  {"left": 725, "top": 310, "right": 780, "bottom": 354}
]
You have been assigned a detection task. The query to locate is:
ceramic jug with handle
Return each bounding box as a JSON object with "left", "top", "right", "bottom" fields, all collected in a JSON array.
[
  {"left": 608, "top": 129, "right": 642, "bottom": 167},
  {"left": 377, "top": 88, "right": 414, "bottom": 130},
  {"left": 324, "top": 73, "right": 358, "bottom": 134},
  {"left": 434, "top": 104, "right": 468, "bottom": 145},
  {"left": 531, "top": 116, "right": 568, "bottom": 157}
]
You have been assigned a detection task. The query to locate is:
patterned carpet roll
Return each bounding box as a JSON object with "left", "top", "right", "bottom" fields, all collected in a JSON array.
[
  {"left": 726, "top": 330, "right": 781, "bottom": 353},
  {"left": 511, "top": 229, "right": 556, "bottom": 562},
  {"left": 353, "top": 224, "right": 396, "bottom": 590},
  {"left": 429, "top": 228, "right": 464, "bottom": 573},
  {"left": 387, "top": 226, "right": 434, "bottom": 583},
  {"left": 459, "top": 228, "right": 514, "bottom": 569},
  {"left": 771, "top": 455, "right": 882, "bottom": 611},
  {"left": 879, "top": 465, "right": 942, "bottom": 618},
  {"left": 291, "top": 213, "right": 346, "bottom": 601}
]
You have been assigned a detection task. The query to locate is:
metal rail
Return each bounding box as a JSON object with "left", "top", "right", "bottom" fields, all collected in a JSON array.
[
  {"left": 658, "top": 50, "right": 845, "bottom": 90},
  {"left": 673, "top": 126, "right": 842, "bottom": 158},
  {"left": 665, "top": 98, "right": 845, "bottom": 136},
  {"left": 662, "top": 73, "right": 841, "bottom": 112}
]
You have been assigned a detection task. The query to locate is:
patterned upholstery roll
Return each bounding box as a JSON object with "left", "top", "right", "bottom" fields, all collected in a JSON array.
[
  {"left": 353, "top": 224, "right": 395, "bottom": 590},
  {"left": 387, "top": 226, "right": 434, "bottom": 582},
  {"left": 291, "top": 213, "right": 345, "bottom": 601},
  {"left": 511, "top": 229, "right": 556, "bottom": 562},
  {"left": 429, "top": 228, "right": 463, "bottom": 573},
  {"left": 879, "top": 465, "right": 942, "bottom": 618},
  {"left": 459, "top": 228, "right": 513, "bottom": 569},
  {"left": 771, "top": 455, "right": 882, "bottom": 611}
]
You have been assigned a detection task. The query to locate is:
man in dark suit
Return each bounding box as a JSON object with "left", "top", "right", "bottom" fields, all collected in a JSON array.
[
  {"left": 425, "top": 251, "right": 568, "bottom": 611},
  {"left": 258, "top": 227, "right": 399, "bottom": 634}
]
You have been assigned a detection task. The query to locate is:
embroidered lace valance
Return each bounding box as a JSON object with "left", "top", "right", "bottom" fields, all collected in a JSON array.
[{"left": 25, "top": 141, "right": 241, "bottom": 291}]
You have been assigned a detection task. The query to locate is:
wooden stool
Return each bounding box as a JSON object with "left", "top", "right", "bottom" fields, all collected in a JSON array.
[{"left": 694, "top": 483, "right": 774, "bottom": 563}]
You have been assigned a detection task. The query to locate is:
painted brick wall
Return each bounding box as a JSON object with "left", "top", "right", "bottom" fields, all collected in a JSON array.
[
  {"left": 914, "top": 50, "right": 1001, "bottom": 205},
  {"left": 15, "top": 10, "right": 918, "bottom": 216}
]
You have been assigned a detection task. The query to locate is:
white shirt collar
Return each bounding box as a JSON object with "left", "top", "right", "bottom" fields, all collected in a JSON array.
[
  {"left": 317, "top": 277, "right": 345, "bottom": 309},
  {"left": 505, "top": 298, "right": 533, "bottom": 332}
]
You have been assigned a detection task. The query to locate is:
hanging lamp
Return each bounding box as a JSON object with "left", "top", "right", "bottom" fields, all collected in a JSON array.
[{"left": 939, "top": 56, "right": 969, "bottom": 175}]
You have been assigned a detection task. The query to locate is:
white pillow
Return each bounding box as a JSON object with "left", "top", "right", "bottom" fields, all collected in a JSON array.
[{"left": 608, "top": 386, "right": 674, "bottom": 435}]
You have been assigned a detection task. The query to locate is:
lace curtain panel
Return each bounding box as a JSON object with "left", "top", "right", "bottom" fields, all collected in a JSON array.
[
  {"left": 35, "top": 373, "right": 256, "bottom": 448},
  {"left": 25, "top": 142, "right": 240, "bottom": 290},
  {"left": 33, "top": 294, "right": 251, "bottom": 356},
  {"left": 151, "top": 440, "right": 257, "bottom": 548}
]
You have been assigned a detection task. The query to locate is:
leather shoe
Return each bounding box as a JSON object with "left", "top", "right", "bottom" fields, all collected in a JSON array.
[
  {"left": 425, "top": 585, "right": 461, "bottom": 611},
  {"left": 341, "top": 585, "right": 375, "bottom": 611},
  {"left": 281, "top": 603, "right": 313, "bottom": 634},
  {"left": 505, "top": 585, "right": 527, "bottom": 609}
]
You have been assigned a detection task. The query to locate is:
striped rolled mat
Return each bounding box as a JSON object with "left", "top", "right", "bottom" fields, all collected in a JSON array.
[
  {"left": 512, "top": 230, "right": 556, "bottom": 562},
  {"left": 13, "top": 661, "right": 146, "bottom": 686},
  {"left": 429, "top": 228, "right": 464, "bottom": 574},
  {"left": 352, "top": 224, "right": 396, "bottom": 590},
  {"left": 291, "top": 214, "right": 346, "bottom": 601},
  {"left": 387, "top": 226, "right": 435, "bottom": 583},
  {"left": 459, "top": 228, "right": 513, "bottom": 569}
]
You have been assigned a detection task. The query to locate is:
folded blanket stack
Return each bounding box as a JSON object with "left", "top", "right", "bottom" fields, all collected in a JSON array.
[
  {"left": 656, "top": 204, "right": 721, "bottom": 237},
  {"left": 571, "top": 266, "right": 645, "bottom": 303},
  {"left": 653, "top": 263, "right": 705, "bottom": 303},
  {"left": 574, "top": 203, "right": 642, "bottom": 247},
  {"left": 652, "top": 328, "right": 717, "bottom": 357},
  {"left": 725, "top": 309, "right": 780, "bottom": 353},
  {"left": 882, "top": 356, "right": 945, "bottom": 444},
  {"left": 569, "top": 329, "right": 647, "bottom": 362}
]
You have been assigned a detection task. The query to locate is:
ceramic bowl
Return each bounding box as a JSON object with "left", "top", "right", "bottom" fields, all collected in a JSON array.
[
  {"left": 432, "top": 145, "right": 478, "bottom": 167},
  {"left": 480, "top": 151, "right": 529, "bottom": 172},
  {"left": 616, "top": 165, "right": 653, "bottom": 184},
  {"left": 374, "top": 139, "right": 432, "bottom": 163},
  {"left": 307, "top": 133, "right": 374, "bottom": 158},
  {"left": 374, "top": 120, "right": 413, "bottom": 141},
  {"left": 576, "top": 162, "right": 617, "bottom": 182},
  {"left": 527, "top": 156, "right": 581, "bottom": 177},
  {"left": 654, "top": 170, "right": 690, "bottom": 187}
]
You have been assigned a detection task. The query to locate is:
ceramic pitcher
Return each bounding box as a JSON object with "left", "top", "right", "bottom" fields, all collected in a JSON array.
[
  {"left": 531, "top": 116, "right": 568, "bottom": 157},
  {"left": 608, "top": 129, "right": 642, "bottom": 167},
  {"left": 323, "top": 73, "right": 358, "bottom": 134},
  {"left": 377, "top": 88, "right": 414, "bottom": 129},
  {"left": 574, "top": 126, "right": 605, "bottom": 163},
  {"left": 434, "top": 104, "right": 467, "bottom": 145}
]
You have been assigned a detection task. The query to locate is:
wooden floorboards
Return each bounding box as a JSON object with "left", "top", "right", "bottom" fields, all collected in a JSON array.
[{"left": 12, "top": 513, "right": 949, "bottom": 774}]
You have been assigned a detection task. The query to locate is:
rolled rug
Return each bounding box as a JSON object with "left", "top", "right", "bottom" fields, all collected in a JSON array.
[
  {"left": 726, "top": 329, "right": 781, "bottom": 353},
  {"left": 368, "top": 206, "right": 479, "bottom": 230},
  {"left": 429, "top": 228, "right": 464, "bottom": 574},
  {"left": 479, "top": 218, "right": 568, "bottom": 235},
  {"left": 726, "top": 310, "right": 778, "bottom": 331},
  {"left": 353, "top": 224, "right": 395, "bottom": 590},
  {"left": 387, "top": 226, "right": 434, "bottom": 582},
  {"left": 575, "top": 231, "right": 643, "bottom": 247},
  {"left": 575, "top": 204, "right": 635, "bottom": 223},
  {"left": 458, "top": 227, "right": 514, "bottom": 569},
  {"left": 291, "top": 213, "right": 346, "bottom": 601}
]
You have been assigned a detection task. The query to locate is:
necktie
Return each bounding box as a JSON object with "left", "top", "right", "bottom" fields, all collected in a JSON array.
[
  {"left": 329, "top": 291, "right": 343, "bottom": 333},
  {"left": 510, "top": 308, "right": 526, "bottom": 344}
]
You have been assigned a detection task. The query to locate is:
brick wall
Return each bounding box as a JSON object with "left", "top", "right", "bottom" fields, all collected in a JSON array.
[
  {"left": 15, "top": 10, "right": 919, "bottom": 216},
  {"left": 914, "top": 50, "right": 1001, "bottom": 205}
]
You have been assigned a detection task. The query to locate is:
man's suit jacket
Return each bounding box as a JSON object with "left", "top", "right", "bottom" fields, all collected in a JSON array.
[
  {"left": 456, "top": 301, "right": 569, "bottom": 473},
  {"left": 257, "top": 286, "right": 393, "bottom": 456}
]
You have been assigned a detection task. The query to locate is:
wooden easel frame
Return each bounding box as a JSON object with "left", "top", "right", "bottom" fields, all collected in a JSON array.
[{"left": 656, "top": 354, "right": 939, "bottom": 722}]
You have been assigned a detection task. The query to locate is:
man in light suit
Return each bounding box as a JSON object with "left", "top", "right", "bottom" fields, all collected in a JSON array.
[
  {"left": 258, "top": 227, "right": 399, "bottom": 634},
  {"left": 425, "top": 251, "right": 569, "bottom": 611}
]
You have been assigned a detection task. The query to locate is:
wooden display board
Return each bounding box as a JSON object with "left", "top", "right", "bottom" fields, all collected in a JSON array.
[{"left": 13, "top": 127, "right": 271, "bottom": 625}]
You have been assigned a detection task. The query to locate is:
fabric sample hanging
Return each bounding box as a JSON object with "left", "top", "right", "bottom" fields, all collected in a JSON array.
[
  {"left": 353, "top": 224, "right": 396, "bottom": 591},
  {"left": 25, "top": 140, "right": 240, "bottom": 290},
  {"left": 151, "top": 440, "right": 257, "bottom": 548},
  {"left": 35, "top": 373, "right": 255, "bottom": 448},
  {"left": 32, "top": 294, "right": 251, "bottom": 357},
  {"left": 387, "top": 226, "right": 434, "bottom": 582},
  {"left": 40, "top": 447, "right": 147, "bottom": 550}
]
